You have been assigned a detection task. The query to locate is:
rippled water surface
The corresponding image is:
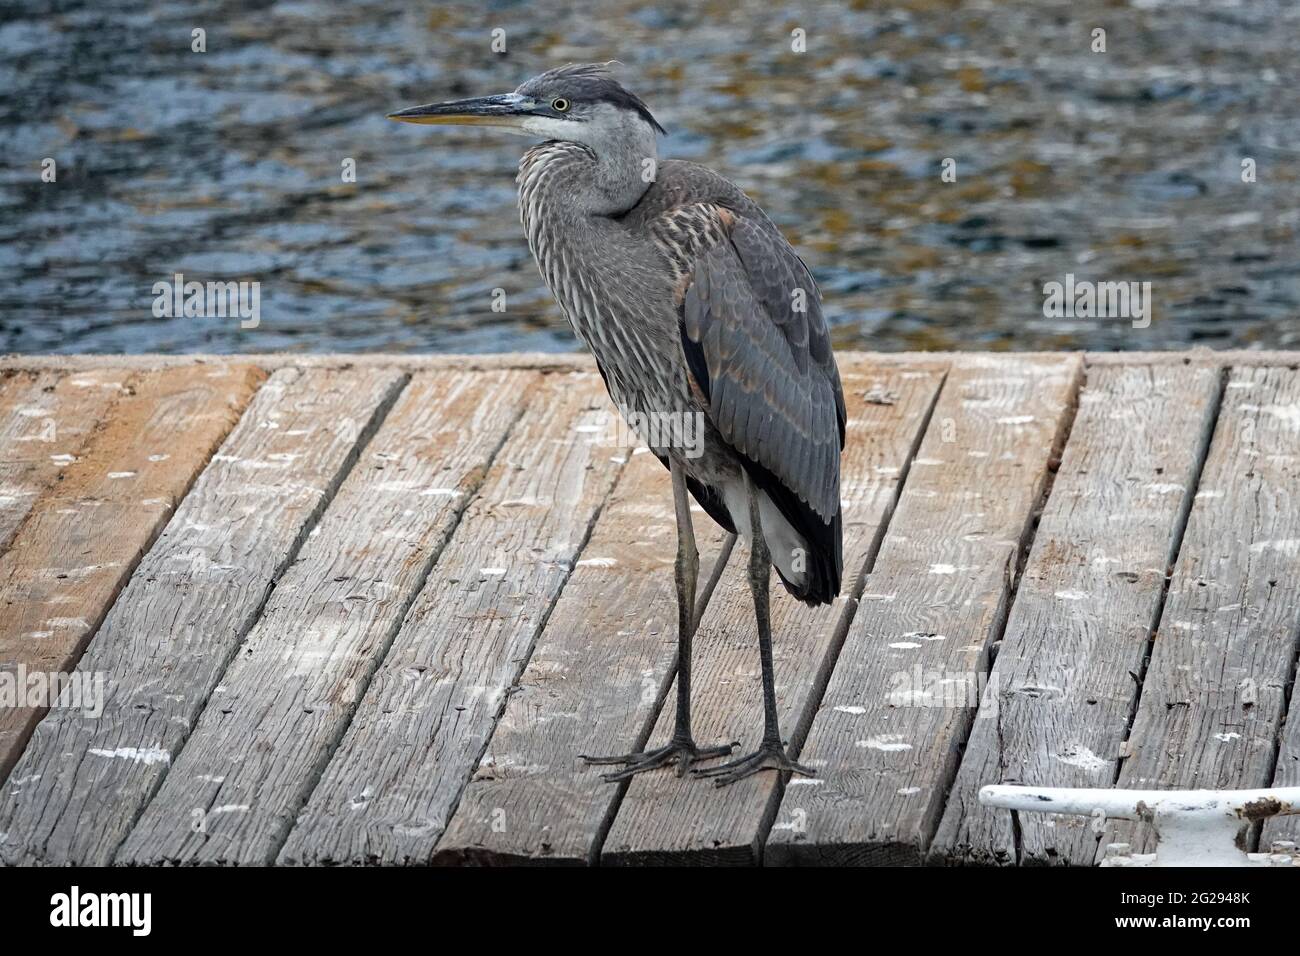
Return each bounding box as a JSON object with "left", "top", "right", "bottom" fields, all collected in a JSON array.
[{"left": 3, "top": 0, "right": 1298, "bottom": 354}]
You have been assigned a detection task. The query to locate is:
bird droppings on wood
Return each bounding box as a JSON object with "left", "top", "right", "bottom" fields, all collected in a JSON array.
[{"left": 88, "top": 747, "right": 171, "bottom": 766}]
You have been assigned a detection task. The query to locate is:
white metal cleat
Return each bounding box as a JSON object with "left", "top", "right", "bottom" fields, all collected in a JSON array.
[{"left": 979, "top": 784, "right": 1300, "bottom": 867}]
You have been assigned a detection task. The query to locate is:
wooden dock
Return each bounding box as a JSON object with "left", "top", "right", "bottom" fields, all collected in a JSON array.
[{"left": 0, "top": 351, "right": 1297, "bottom": 866}]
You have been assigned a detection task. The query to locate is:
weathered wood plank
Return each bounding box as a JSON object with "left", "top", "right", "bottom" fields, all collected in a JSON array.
[
  {"left": 1106, "top": 366, "right": 1300, "bottom": 857},
  {"left": 0, "top": 371, "right": 64, "bottom": 552},
  {"left": 0, "top": 367, "right": 405, "bottom": 865},
  {"left": 929, "top": 364, "right": 1221, "bottom": 866},
  {"left": 117, "top": 369, "right": 541, "bottom": 865},
  {"left": 274, "top": 372, "right": 622, "bottom": 866},
  {"left": 764, "top": 356, "right": 1080, "bottom": 865},
  {"left": 0, "top": 370, "right": 130, "bottom": 554},
  {"left": 428, "top": 447, "right": 729, "bottom": 865},
  {"left": 599, "top": 362, "right": 947, "bottom": 865},
  {"left": 0, "top": 364, "right": 265, "bottom": 781},
  {"left": 1264, "top": 687, "right": 1300, "bottom": 848}
]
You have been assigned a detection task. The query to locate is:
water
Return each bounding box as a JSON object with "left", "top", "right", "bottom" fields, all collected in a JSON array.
[{"left": 3, "top": 0, "right": 1298, "bottom": 355}]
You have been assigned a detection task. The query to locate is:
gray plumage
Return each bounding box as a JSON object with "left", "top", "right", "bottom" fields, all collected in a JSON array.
[{"left": 513, "top": 64, "right": 845, "bottom": 604}]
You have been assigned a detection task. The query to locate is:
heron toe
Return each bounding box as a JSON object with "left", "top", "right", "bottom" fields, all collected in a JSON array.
[
  {"left": 692, "top": 740, "right": 815, "bottom": 787},
  {"left": 581, "top": 737, "right": 736, "bottom": 782}
]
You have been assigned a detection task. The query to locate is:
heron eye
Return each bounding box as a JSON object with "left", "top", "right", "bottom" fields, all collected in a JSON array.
[{"left": 551, "top": 98, "right": 570, "bottom": 113}]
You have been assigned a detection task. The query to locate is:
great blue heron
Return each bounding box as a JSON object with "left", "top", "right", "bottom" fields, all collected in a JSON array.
[{"left": 389, "top": 63, "right": 844, "bottom": 786}]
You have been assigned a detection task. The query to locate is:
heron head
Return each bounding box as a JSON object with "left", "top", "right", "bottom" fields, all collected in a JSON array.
[{"left": 387, "top": 62, "right": 665, "bottom": 148}]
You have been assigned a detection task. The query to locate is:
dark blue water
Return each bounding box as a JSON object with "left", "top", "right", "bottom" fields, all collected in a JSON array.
[{"left": 3, "top": 0, "right": 1298, "bottom": 354}]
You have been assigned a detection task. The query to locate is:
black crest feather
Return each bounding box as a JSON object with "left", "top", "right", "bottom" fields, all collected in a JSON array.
[{"left": 518, "top": 63, "right": 666, "bottom": 135}]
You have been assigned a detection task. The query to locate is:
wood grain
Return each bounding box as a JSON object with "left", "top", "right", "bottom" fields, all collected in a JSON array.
[
  {"left": 929, "top": 364, "right": 1221, "bottom": 866},
  {"left": 1106, "top": 366, "right": 1300, "bottom": 857},
  {"left": 0, "top": 364, "right": 264, "bottom": 781},
  {"left": 1264, "top": 679, "right": 1300, "bottom": 848},
  {"left": 117, "top": 370, "right": 539, "bottom": 864},
  {"left": 765, "top": 356, "right": 1080, "bottom": 865},
  {"left": 600, "top": 361, "right": 947, "bottom": 865},
  {"left": 0, "top": 369, "right": 131, "bottom": 554},
  {"left": 0, "top": 367, "right": 404, "bottom": 865},
  {"left": 275, "top": 372, "right": 622, "bottom": 866}
]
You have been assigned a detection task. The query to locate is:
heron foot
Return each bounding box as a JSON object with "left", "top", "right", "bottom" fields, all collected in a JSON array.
[
  {"left": 692, "top": 739, "right": 815, "bottom": 787},
  {"left": 581, "top": 736, "right": 737, "bottom": 782}
]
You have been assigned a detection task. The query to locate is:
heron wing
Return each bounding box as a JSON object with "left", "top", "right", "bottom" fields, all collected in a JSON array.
[
  {"left": 677, "top": 209, "right": 845, "bottom": 524},
  {"left": 663, "top": 204, "right": 844, "bottom": 601}
]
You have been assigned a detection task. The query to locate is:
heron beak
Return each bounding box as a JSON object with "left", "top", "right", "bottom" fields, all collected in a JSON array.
[{"left": 386, "top": 93, "right": 532, "bottom": 127}]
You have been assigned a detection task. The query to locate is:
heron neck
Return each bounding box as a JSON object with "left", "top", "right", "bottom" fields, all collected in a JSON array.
[
  {"left": 517, "top": 141, "right": 672, "bottom": 344},
  {"left": 518, "top": 135, "right": 653, "bottom": 220}
]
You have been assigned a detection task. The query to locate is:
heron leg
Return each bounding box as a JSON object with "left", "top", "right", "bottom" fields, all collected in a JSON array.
[
  {"left": 581, "top": 458, "right": 735, "bottom": 782},
  {"left": 694, "top": 474, "right": 815, "bottom": 787}
]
